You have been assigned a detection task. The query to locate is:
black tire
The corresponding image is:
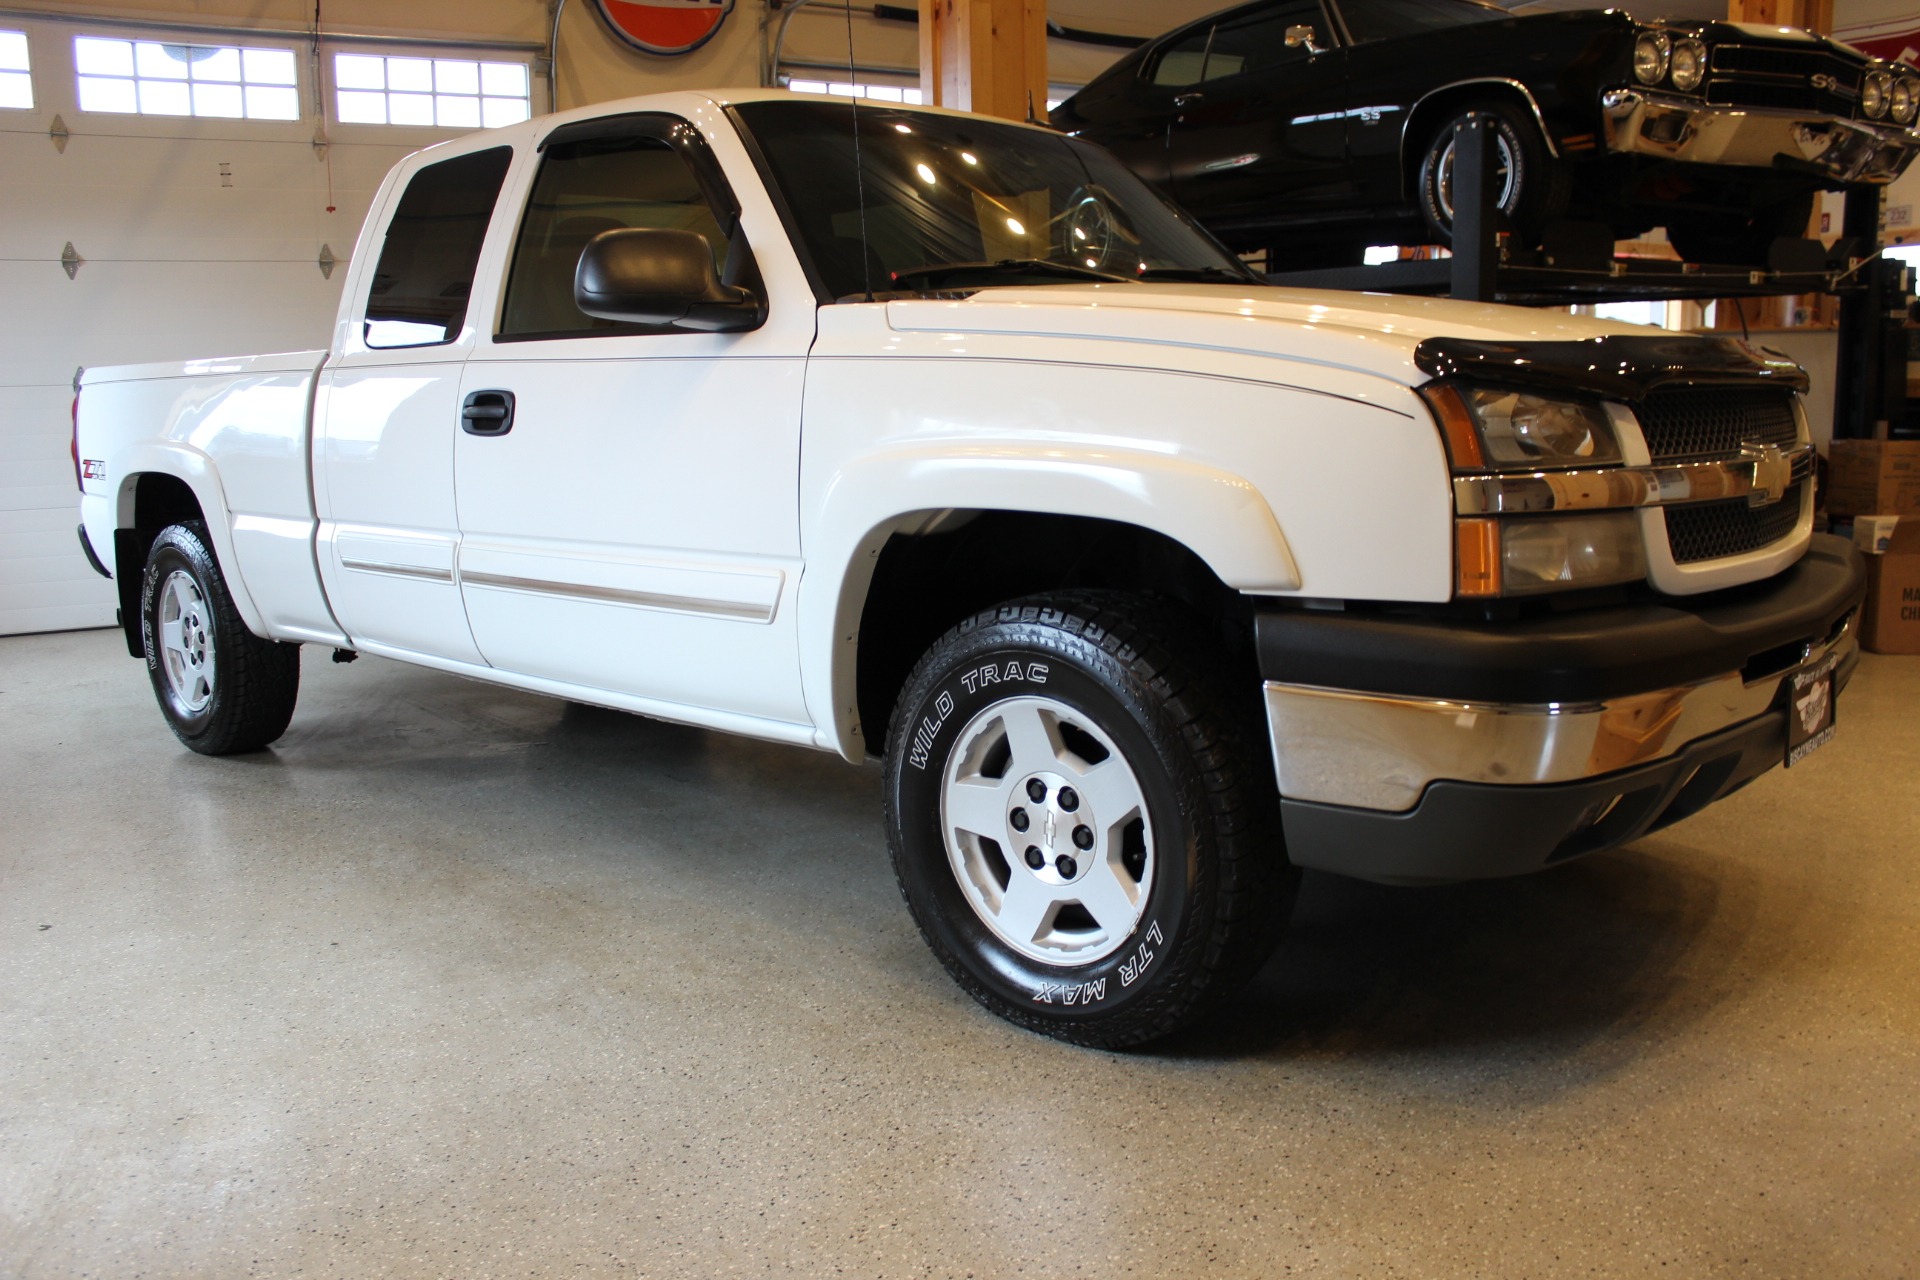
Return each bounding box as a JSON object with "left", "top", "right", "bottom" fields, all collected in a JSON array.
[
  {"left": 1415, "top": 100, "right": 1568, "bottom": 250},
  {"left": 1665, "top": 194, "right": 1816, "bottom": 267},
  {"left": 140, "top": 521, "right": 300, "bottom": 755},
  {"left": 882, "top": 593, "right": 1295, "bottom": 1048}
]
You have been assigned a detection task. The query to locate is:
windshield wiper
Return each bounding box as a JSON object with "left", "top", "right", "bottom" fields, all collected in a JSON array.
[
  {"left": 1136, "top": 265, "right": 1264, "bottom": 284},
  {"left": 888, "top": 258, "right": 1134, "bottom": 291}
]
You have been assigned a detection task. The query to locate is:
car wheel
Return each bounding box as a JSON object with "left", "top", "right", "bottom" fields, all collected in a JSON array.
[
  {"left": 882, "top": 593, "right": 1295, "bottom": 1048},
  {"left": 1416, "top": 100, "right": 1567, "bottom": 249},
  {"left": 1665, "top": 194, "right": 1816, "bottom": 267},
  {"left": 141, "top": 521, "right": 300, "bottom": 755}
]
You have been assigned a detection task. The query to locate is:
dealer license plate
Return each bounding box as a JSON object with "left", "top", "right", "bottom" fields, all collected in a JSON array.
[{"left": 1785, "top": 652, "right": 1839, "bottom": 767}]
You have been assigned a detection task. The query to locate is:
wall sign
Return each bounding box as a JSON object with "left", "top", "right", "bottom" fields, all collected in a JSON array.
[{"left": 592, "top": 0, "right": 736, "bottom": 58}]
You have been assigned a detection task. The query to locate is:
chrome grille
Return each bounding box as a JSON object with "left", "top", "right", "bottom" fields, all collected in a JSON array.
[
  {"left": 1635, "top": 387, "right": 1799, "bottom": 463},
  {"left": 1664, "top": 482, "right": 1806, "bottom": 563}
]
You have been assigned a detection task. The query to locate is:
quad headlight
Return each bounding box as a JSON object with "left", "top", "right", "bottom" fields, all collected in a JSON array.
[
  {"left": 1422, "top": 383, "right": 1643, "bottom": 597},
  {"left": 1669, "top": 39, "right": 1707, "bottom": 92},
  {"left": 1634, "top": 31, "right": 1671, "bottom": 86},
  {"left": 1893, "top": 76, "right": 1919, "bottom": 125},
  {"left": 1864, "top": 71, "right": 1891, "bottom": 119}
]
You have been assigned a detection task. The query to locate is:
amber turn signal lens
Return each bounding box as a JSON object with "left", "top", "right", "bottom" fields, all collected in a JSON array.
[
  {"left": 1456, "top": 518, "right": 1502, "bottom": 597},
  {"left": 1418, "top": 383, "right": 1487, "bottom": 471}
]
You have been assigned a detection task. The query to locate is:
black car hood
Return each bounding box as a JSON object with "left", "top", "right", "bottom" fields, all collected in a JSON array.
[{"left": 1413, "top": 333, "right": 1809, "bottom": 400}]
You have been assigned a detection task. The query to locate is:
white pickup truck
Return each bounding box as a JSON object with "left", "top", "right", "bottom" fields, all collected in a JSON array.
[{"left": 75, "top": 89, "right": 1866, "bottom": 1046}]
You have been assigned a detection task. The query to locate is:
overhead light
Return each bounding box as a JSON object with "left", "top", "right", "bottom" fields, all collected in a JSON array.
[
  {"left": 1006, "top": 218, "right": 1026, "bottom": 235},
  {"left": 915, "top": 162, "right": 936, "bottom": 184}
]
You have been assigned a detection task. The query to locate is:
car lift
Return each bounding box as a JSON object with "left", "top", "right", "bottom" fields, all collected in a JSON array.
[{"left": 1264, "top": 115, "right": 1916, "bottom": 440}]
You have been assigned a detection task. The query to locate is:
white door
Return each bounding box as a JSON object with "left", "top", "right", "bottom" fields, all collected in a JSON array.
[
  {"left": 454, "top": 114, "right": 811, "bottom": 725},
  {"left": 314, "top": 142, "right": 515, "bottom": 664}
]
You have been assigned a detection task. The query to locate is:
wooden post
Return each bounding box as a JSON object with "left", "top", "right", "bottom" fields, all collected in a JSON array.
[
  {"left": 918, "top": 0, "right": 1048, "bottom": 123},
  {"left": 1723, "top": 0, "right": 1833, "bottom": 30}
]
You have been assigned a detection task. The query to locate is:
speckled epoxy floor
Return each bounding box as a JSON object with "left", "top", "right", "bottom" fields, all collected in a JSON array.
[{"left": 2, "top": 629, "right": 1916, "bottom": 1278}]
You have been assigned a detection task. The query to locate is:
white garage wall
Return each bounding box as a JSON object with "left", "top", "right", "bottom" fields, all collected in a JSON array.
[{"left": 0, "top": 10, "right": 540, "bottom": 636}]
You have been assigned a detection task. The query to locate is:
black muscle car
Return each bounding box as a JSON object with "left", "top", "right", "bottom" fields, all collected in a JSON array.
[{"left": 1052, "top": 0, "right": 1920, "bottom": 265}]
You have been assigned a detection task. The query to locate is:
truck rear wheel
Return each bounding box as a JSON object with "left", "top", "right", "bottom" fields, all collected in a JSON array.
[
  {"left": 882, "top": 593, "right": 1294, "bottom": 1048},
  {"left": 140, "top": 521, "right": 300, "bottom": 755}
]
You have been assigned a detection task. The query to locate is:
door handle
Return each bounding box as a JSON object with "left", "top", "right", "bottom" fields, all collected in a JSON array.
[
  {"left": 461, "top": 389, "right": 515, "bottom": 436},
  {"left": 1174, "top": 92, "right": 1204, "bottom": 107}
]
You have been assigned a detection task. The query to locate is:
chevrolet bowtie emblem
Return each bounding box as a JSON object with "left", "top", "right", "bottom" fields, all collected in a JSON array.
[{"left": 1741, "top": 440, "right": 1792, "bottom": 508}]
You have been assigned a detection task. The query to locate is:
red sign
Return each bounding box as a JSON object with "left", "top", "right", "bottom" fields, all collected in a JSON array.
[
  {"left": 592, "top": 0, "right": 736, "bottom": 57},
  {"left": 1842, "top": 29, "right": 1920, "bottom": 68}
]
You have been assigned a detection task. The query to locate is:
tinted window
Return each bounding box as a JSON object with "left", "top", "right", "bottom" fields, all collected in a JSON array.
[
  {"left": 499, "top": 133, "right": 727, "bottom": 339},
  {"left": 732, "top": 101, "right": 1249, "bottom": 301},
  {"left": 1151, "top": 29, "right": 1213, "bottom": 87},
  {"left": 1150, "top": 5, "right": 1323, "bottom": 87},
  {"left": 1206, "top": 6, "right": 1322, "bottom": 79},
  {"left": 1340, "top": 0, "right": 1504, "bottom": 43},
  {"left": 363, "top": 146, "right": 511, "bottom": 349}
]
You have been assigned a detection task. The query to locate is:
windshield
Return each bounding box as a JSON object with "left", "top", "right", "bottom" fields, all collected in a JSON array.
[{"left": 731, "top": 99, "right": 1255, "bottom": 299}]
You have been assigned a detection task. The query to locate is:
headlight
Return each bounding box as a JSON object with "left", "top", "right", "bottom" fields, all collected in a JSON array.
[
  {"left": 1864, "top": 71, "right": 1891, "bottom": 119},
  {"left": 1457, "top": 513, "right": 1648, "bottom": 597},
  {"left": 1633, "top": 32, "right": 1671, "bottom": 86},
  {"left": 1420, "top": 383, "right": 1623, "bottom": 472},
  {"left": 1669, "top": 39, "right": 1706, "bottom": 92},
  {"left": 1893, "top": 76, "right": 1919, "bottom": 125}
]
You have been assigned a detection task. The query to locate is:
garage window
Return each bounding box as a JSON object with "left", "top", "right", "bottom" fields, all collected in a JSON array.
[
  {"left": 334, "top": 53, "right": 530, "bottom": 129},
  {"left": 74, "top": 36, "right": 299, "bottom": 119},
  {"left": 785, "top": 77, "right": 923, "bottom": 105},
  {"left": 0, "top": 31, "right": 31, "bottom": 109}
]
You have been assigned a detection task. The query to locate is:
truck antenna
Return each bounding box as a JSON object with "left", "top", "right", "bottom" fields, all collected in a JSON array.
[{"left": 844, "top": 3, "right": 875, "bottom": 301}]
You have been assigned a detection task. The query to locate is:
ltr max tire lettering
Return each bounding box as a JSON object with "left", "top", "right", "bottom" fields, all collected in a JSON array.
[{"left": 882, "top": 594, "right": 1295, "bottom": 1049}]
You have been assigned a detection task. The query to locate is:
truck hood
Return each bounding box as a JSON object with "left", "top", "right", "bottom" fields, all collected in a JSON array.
[{"left": 883, "top": 283, "right": 1658, "bottom": 391}]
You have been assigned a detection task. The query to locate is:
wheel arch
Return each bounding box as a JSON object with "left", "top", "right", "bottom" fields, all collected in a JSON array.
[
  {"left": 799, "top": 448, "right": 1298, "bottom": 761},
  {"left": 1399, "top": 79, "right": 1558, "bottom": 200},
  {"left": 109, "top": 449, "right": 265, "bottom": 654}
]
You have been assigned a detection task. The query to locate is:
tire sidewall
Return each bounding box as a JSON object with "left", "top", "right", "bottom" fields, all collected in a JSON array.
[
  {"left": 141, "top": 525, "right": 223, "bottom": 745},
  {"left": 885, "top": 616, "right": 1208, "bottom": 1031}
]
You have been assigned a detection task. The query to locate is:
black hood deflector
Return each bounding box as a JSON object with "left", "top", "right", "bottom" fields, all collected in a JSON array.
[{"left": 1413, "top": 334, "right": 1809, "bottom": 402}]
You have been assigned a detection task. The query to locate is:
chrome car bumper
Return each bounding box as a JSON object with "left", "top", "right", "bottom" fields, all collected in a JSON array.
[
  {"left": 1254, "top": 533, "right": 1867, "bottom": 884},
  {"left": 1263, "top": 615, "right": 1856, "bottom": 815},
  {"left": 1601, "top": 88, "right": 1920, "bottom": 183}
]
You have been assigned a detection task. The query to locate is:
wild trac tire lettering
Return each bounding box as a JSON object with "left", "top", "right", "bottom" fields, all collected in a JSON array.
[{"left": 906, "top": 660, "right": 1050, "bottom": 771}]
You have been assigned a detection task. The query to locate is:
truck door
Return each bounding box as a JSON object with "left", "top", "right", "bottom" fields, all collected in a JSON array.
[
  {"left": 452, "top": 112, "right": 811, "bottom": 728},
  {"left": 314, "top": 144, "right": 513, "bottom": 664}
]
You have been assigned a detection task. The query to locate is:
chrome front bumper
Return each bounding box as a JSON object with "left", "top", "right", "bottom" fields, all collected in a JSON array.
[
  {"left": 1263, "top": 613, "right": 1857, "bottom": 815},
  {"left": 1601, "top": 88, "right": 1920, "bottom": 183}
]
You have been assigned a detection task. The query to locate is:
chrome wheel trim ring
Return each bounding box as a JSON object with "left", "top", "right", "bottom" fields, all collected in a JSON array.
[
  {"left": 1436, "top": 130, "right": 1518, "bottom": 224},
  {"left": 938, "top": 694, "right": 1154, "bottom": 967}
]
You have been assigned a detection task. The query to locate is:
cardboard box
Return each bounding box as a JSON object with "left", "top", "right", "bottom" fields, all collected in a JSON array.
[
  {"left": 1827, "top": 440, "right": 1920, "bottom": 517},
  {"left": 1861, "top": 519, "right": 1920, "bottom": 655},
  {"left": 1854, "top": 514, "right": 1901, "bottom": 555}
]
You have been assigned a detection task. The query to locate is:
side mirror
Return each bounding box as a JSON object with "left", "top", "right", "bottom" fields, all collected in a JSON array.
[
  {"left": 574, "top": 228, "right": 764, "bottom": 332},
  {"left": 1285, "top": 24, "right": 1323, "bottom": 53}
]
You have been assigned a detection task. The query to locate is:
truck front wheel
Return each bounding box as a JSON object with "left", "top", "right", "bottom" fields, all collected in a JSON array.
[
  {"left": 140, "top": 521, "right": 300, "bottom": 755},
  {"left": 883, "top": 594, "right": 1294, "bottom": 1048}
]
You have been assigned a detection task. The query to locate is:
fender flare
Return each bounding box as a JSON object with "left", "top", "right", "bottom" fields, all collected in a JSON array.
[
  {"left": 799, "top": 444, "right": 1299, "bottom": 760},
  {"left": 112, "top": 444, "right": 269, "bottom": 638}
]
